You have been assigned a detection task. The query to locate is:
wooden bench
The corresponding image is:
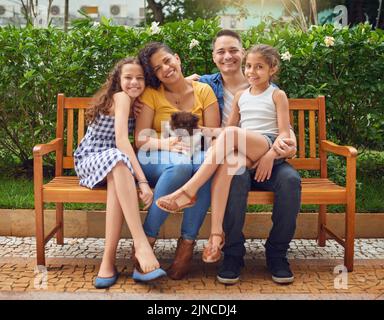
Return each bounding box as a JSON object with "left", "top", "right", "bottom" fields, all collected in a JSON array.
[{"left": 33, "top": 94, "right": 357, "bottom": 271}]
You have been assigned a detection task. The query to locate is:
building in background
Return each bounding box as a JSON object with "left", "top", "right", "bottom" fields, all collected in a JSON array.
[
  {"left": 0, "top": 1, "right": 382, "bottom": 29},
  {"left": 0, "top": 0, "right": 145, "bottom": 27}
]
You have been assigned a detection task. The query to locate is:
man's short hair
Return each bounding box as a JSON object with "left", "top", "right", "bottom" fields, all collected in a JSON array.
[{"left": 212, "top": 29, "right": 242, "bottom": 49}]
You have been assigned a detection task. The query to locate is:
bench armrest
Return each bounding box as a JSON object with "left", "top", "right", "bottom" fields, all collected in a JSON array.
[
  {"left": 33, "top": 138, "right": 63, "bottom": 156},
  {"left": 33, "top": 138, "right": 63, "bottom": 194},
  {"left": 320, "top": 140, "right": 357, "bottom": 158},
  {"left": 320, "top": 140, "right": 357, "bottom": 202}
]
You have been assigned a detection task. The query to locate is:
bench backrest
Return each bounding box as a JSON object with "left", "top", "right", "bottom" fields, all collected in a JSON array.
[{"left": 56, "top": 93, "right": 327, "bottom": 177}]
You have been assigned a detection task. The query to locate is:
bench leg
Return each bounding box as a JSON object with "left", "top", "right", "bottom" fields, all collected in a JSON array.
[
  {"left": 317, "top": 204, "right": 326, "bottom": 247},
  {"left": 35, "top": 201, "right": 46, "bottom": 266},
  {"left": 56, "top": 203, "right": 64, "bottom": 245},
  {"left": 345, "top": 203, "right": 355, "bottom": 272}
]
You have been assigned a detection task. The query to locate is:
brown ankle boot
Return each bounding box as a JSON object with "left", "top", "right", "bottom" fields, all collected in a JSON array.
[
  {"left": 131, "top": 236, "right": 156, "bottom": 272},
  {"left": 168, "top": 237, "right": 196, "bottom": 280}
]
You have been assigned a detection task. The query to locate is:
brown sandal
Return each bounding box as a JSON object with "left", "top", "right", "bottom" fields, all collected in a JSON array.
[
  {"left": 156, "top": 189, "right": 196, "bottom": 213},
  {"left": 202, "top": 232, "right": 225, "bottom": 263}
]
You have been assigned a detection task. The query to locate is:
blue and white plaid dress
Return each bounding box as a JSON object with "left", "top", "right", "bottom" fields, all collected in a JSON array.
[{"left": 74, "top": 114, "right": 135, "bottom": 189}]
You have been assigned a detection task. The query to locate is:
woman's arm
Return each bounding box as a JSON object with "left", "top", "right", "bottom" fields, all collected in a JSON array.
[
  {"left": 134, "top": 103, "right": 159, "bottom": 150},
  {"left": 202, "top": 101, "right": 220, "bottom": 128},
  {"left": 200, "top": 101, "right": 221, "bottom": 138},
  {"left": 134, "top": 103, "right": 187, "bottom": 152}
]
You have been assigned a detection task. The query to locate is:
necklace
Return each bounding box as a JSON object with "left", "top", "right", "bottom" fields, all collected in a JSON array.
[
  {"left": 165, "top": 83, "right": 192, "bottom": 107},
  {"left": 167, "top": 91, "right": 183, "bottom": 106}
]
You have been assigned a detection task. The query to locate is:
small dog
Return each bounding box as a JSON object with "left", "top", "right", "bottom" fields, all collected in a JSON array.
[{"left": 168, "top": 111, "right": 203, "bottom": 158}]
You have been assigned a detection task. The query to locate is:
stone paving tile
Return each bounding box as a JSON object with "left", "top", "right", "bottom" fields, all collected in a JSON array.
[
  {"left": 0, "top": 236, "right": 383, "bottom": 299},
  {"left": 1, "top": 237, "right": 383, "bottom": 259},
  {"left": 0, "top": 258, "right": 383, "bottom": 298}
]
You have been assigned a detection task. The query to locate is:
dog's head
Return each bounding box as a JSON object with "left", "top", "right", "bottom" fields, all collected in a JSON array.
[{"left": 170, "top": 111, "right": 199, "bottom": 136}]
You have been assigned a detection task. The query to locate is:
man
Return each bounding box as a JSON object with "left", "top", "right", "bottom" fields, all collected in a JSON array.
[{"left": 198, "top": 30, "right": 301, "bottom": 285}]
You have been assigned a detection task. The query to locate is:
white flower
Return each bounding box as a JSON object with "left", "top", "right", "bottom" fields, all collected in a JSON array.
[
  {"left": 189, "top": 39, "right": 200, "bottom": 50},
  {"left": 324, "top": 36, "right": 335, "bottom": 47},
  {"left": 93, "top": 22, "right": 100, "bottom": 27},
  {"left": 281, "top": 51, "right": 292, "bottom": 61},
  {"left": 150, "top": 21, "right": 161, "bottom": 35}
]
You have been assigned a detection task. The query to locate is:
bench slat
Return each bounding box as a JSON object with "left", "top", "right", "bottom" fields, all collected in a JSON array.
[
  {"left": 298, "top": 110, "right": 305, "bottom": 158},
  {"left": 309, "top": 110, "right": 316, "bottom": 158},
  {"left": 63, "top": 97, "right": 93, "bottom": 109},
  {"left": 78, "top": 109, "right": 85, "bottom": 145},
  {"left": 66, "top": 109, "right": 74, "bottom": 157},
  {"left": 42, "top": 176, "right": 346, "bottom": 205},
  {"left": 288, "top": 99, "right": 320, "bottom": 110}
]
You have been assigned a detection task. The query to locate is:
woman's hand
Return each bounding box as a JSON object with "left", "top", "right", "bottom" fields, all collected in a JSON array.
[
  {"left": 273, "top": 138, "right": 297, "bottom": 159},
  {"left": 139, "top": 183, "right": 153, "bottom": 210},
  {"left": 163, "top": 137, "right": 191, "bottom": 153}
]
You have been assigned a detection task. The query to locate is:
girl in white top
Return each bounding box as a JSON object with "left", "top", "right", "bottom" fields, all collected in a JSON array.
[{"left": 157, "top": 44, "right": 291, "bottom": 263}]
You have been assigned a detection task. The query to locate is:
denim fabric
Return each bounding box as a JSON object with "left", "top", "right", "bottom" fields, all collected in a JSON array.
[
  {"left": 138, "top": 150, "right": 212, "bottom": 240},
  {"left": 223, "top": 161, "right": 301, "bottom": 259},
  {"left": 199, "top": 73, "right": 225, "bottom": 118}
]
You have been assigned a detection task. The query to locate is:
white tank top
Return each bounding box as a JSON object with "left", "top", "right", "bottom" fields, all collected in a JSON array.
[
  {"left": 238, "top": 85, "right": 278, "bottom": 135},
  {"left": 222, "top": 87, "right": 233, "bottom": 127}
]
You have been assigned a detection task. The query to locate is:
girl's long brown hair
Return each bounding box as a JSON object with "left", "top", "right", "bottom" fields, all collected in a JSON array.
[{"left": 86, "top": 57, "right": 141, "bottom": 124}]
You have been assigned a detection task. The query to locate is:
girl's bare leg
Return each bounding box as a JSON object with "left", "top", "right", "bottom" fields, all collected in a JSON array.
[
  {"left": 97, "top": 174, "right": 124, "bottom": 277},
  {"left": 209, "top": 152, "right": 253, "bottom": 249},
  {"left": 111, "top": 162, "right": 160, "bottom": 273},
  {"left": 162, "top": 127, "right": 268, "bottom": 207}
]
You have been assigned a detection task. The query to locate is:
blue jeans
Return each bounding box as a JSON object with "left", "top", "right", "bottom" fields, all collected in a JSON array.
[
  {"left": 137, "top": 150, "right": 212, "bottom": 240},
  {"left": 223, "top": 161, "right": 301, "bottom": 259}
]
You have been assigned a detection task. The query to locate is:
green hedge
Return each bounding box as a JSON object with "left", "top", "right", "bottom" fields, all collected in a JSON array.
[{"left": 0, "top": 18, "right": 383, "bottom": 168}]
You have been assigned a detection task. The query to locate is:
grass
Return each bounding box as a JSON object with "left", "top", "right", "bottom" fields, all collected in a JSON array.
[{"left": 0, "top": 177, "right": 106, "bottom": 210}]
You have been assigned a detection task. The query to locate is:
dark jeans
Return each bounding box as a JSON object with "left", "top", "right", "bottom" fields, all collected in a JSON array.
[{"left": 223, "top": 161, "right": 301, "bottom": 259}]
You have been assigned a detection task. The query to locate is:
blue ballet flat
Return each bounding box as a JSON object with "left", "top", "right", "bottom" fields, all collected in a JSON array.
[
  {"left": 94, "top": 266, "right": 120, "bottom": 289},
  {"left": 132, "top": 267, "right": 167, "bottom": 282}
]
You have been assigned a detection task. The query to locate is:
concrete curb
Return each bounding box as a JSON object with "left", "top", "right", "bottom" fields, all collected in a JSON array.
[{"left": 1, "top": 209, "right": 384, "bottom": 238}]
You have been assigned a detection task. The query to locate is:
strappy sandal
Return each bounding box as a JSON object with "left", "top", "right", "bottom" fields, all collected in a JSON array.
[
  {"left": 202, "top": 232, "right": 225, "bottom": 263},
  {"left": 156, "top": 189, "right": 197, "bottom": 213}
]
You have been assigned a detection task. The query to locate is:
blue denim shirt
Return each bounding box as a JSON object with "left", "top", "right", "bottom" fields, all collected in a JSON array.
[{"left": 199, "top": 73, "right": 225, "bottom": 119}]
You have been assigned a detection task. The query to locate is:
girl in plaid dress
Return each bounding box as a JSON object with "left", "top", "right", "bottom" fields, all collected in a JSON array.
[{"left": 75, "top": 58, "right": 166, "bottom": 288}]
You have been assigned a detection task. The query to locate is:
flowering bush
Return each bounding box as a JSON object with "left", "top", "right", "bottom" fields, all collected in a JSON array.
[{"left": 0, "top": 19, "right": 383, "bottom": 168}]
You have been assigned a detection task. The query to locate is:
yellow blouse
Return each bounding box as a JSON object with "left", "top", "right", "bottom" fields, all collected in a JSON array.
[{"left": 140, "top": 81, "right": 217, "bottom": 134}]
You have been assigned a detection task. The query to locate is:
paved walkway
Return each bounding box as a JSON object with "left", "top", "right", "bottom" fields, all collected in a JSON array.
[{"left": 0, "top": 237, "right": 383, "bottom": 300}]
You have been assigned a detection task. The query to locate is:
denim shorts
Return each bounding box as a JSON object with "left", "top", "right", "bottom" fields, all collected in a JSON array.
[
  {"left": 262, "top": 133, "right": 285, "bottom": 165},
  {"left": 262, "top": 133, "right": 278, "bottom": 149}
]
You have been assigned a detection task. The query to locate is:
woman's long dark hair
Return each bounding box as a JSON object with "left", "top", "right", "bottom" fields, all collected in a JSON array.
[
  {"left": 138, "top": 42, "right": 174, "bottom": 89},
  {"left": 86, "top": 57, "right": 141, "bottom": 124}
]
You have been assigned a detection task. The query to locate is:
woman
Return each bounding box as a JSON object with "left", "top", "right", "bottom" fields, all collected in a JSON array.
[{"left": 135, "top": 42, "right": 220, "bottom": 280}]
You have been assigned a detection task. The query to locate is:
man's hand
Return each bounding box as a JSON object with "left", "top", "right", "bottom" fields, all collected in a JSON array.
[
  {"left": 132, "top": 98, "right": 144, "bottom": 118},
  {"left": 273, "top": 138, "right": 297, "bottom": 159}
]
